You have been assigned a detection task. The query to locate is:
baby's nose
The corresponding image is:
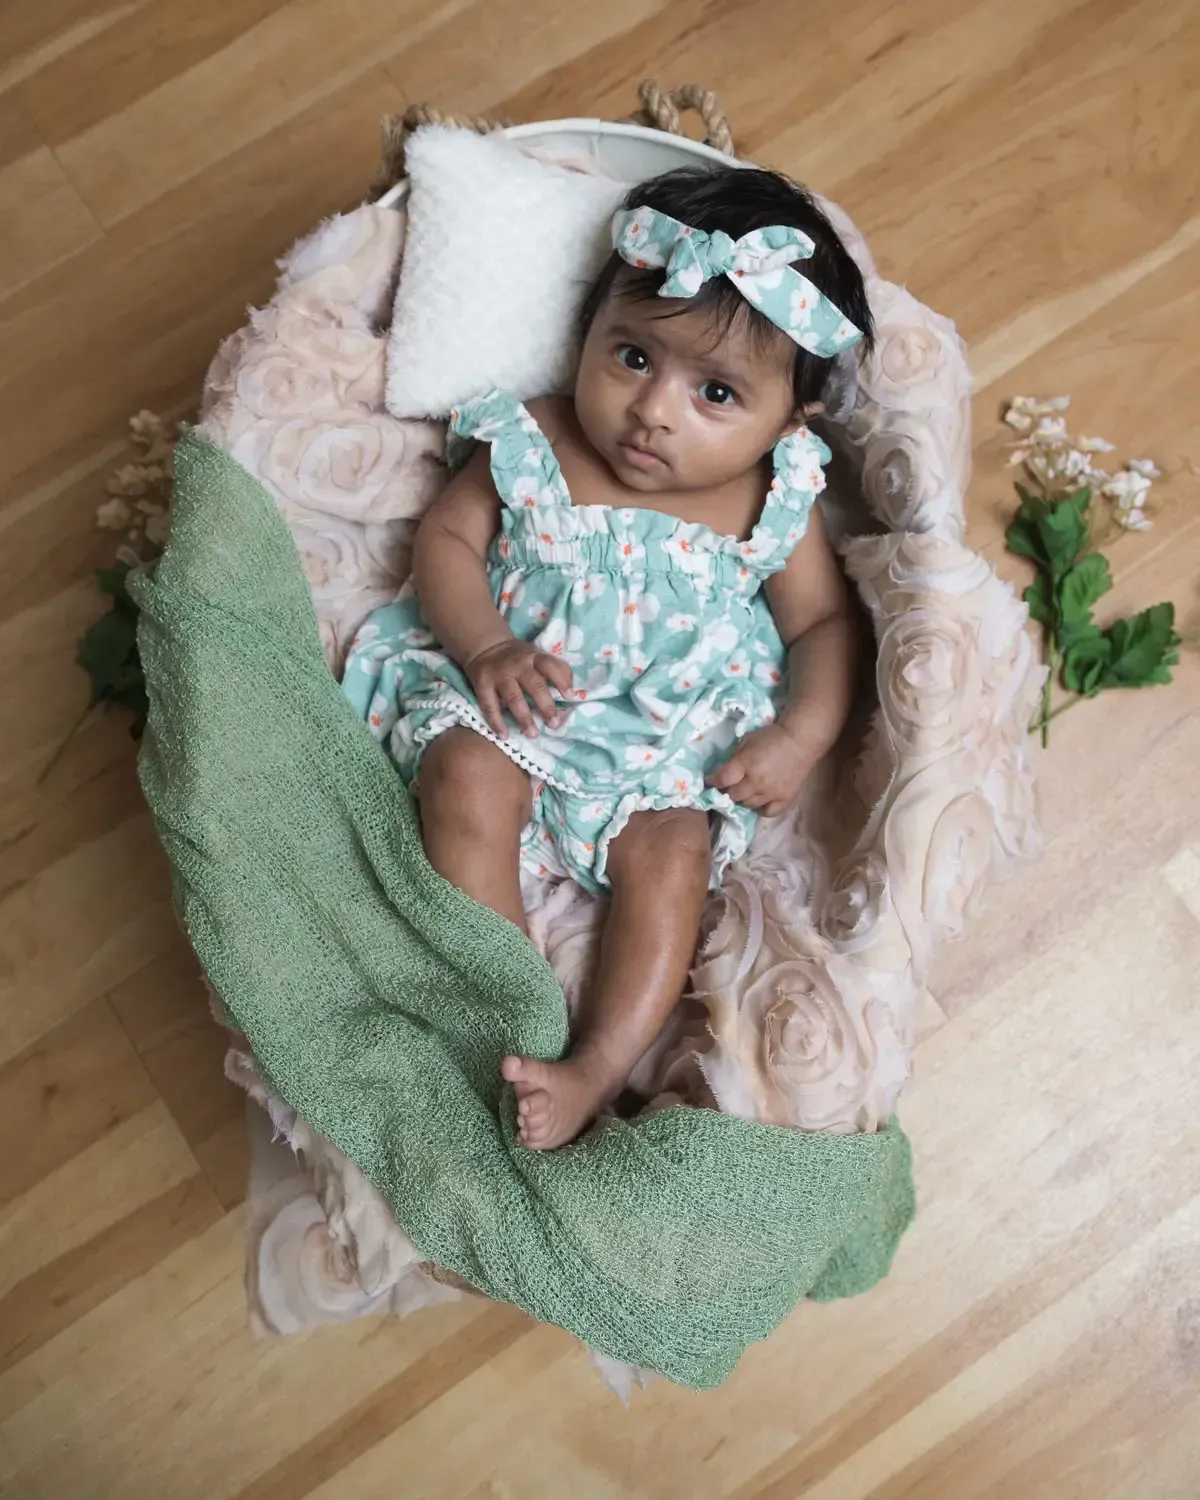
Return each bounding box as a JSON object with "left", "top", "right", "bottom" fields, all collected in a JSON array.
[{"left": 631, "top": 377, "right": 676, "bottom": 432}]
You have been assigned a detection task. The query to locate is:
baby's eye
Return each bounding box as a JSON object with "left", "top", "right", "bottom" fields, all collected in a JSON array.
[
  {"left": 700, "top": 380, "right": 737, "bottom": 406},
  {"left": 617, "top": 344, "right": 651, "bottom": 374}
]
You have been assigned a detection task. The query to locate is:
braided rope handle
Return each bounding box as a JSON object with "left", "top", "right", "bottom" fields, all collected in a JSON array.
[
  {"left": 622, "top": 79, "right": 735, "bottom": 156},
  {"left": 370, "top": 78, "right": 736, "bottom": 197}
]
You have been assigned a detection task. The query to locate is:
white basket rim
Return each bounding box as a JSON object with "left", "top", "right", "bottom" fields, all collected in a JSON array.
[{"left": 375, "top": 117, "right": 744, "bottom": 208}]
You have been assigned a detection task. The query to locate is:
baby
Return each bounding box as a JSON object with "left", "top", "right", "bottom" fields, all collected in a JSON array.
[{"left": 344, "top": 165, "right": 874, "bottom": 1149}]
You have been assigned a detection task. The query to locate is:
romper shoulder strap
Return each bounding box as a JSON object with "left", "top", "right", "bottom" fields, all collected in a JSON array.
[
  {"left": 740, "top": 424, "right": 831, "bottom": 574},
  {"left": 445, "top": 388, "right": 572, "bottom": 510}
]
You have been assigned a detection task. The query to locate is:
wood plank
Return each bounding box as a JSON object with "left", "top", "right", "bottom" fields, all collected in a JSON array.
[
  {"left": 0, "top": 146, "right": 101, "bottom": 300},
  {"left": 52, "top": 0, "right": 467, "bottom": 227},
  {"left": 382, "top": 0, "right": 669, "bottom": 119},
  {"left": 0, "top": 1175, "right": 222, "bottom": 1377},
  {"left": 0, "top": 1214, "right": 499, "bottom": 1497},
  {"left": 0, "top": 1099, "right": 199, "bottom": 1299},
  {"left": 108, "top": 942, "right": 251, "bottom": 1209},
  {"left": 0, "top": 999, "right": 157, "bottom": 1209},
  {"left": 0, "top": 1, "right": 143, "bottom": 95},
  {"left": 17, "top": 0, "right": 292, "bottom": 147},
  {"left": 0, "top": 67, "right": 404, "bottom": 495},
  {"left": 0, "top": 92, "right": 44, "bottom": 171},
  {"left": 0, "top": 811, "right": 177, "bottom": 1063}
]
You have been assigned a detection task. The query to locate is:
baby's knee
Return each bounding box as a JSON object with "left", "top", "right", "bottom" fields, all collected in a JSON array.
[
  {"left": 419, "top": 729, "right": 530, "bottom": 829},
  {"left": 607, "top": 807, "right": 711, "bottom": 883}
]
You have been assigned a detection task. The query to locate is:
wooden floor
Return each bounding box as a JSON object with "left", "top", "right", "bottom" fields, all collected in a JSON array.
[{"left": 2, "top": 1, "right": 1199, "bottom": 1495}]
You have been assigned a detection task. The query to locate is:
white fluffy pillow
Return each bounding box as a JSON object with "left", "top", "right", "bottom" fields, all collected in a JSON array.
[{"left": 385, "top": 127, "right": 629, "bottom": 418}]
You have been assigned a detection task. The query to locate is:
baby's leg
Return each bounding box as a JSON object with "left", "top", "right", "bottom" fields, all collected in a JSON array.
[
  {"left": 504, "top": 808, "right": 710, "bottom": 1149},
  {"left": 418, "top": 727, "right": 532, "bottom": 931}
]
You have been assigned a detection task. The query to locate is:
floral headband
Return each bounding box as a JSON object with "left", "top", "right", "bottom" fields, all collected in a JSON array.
[{"left": 611, "top": 205, "right": 864, "bottom": 359}]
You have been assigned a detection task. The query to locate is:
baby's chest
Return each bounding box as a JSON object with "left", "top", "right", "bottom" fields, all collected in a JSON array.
[{"left": 557, "top": 451, "right": 764, "bottom": 542}]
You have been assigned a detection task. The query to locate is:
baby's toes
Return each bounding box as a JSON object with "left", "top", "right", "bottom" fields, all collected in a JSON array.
[{"left": 518, "top": 1090, "right": 553, "bottom": 1145}]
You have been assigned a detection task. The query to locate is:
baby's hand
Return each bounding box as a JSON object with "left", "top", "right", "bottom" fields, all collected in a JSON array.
[
  {"left": 464, "top": 640, "right": 573, "bottom": 740},
  {"left": 705, "top": 723, "right": 816, "bottom": 818}
]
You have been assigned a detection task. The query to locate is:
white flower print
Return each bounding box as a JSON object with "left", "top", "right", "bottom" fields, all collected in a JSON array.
[
  {"left": 665, "top": 612, "right": 697, "bottom": 632},
  {"left": 576, "top": 801, "right": 610, "bottom": 829},
  {"left": 631, "top": 679, "right": 677, "bottom": 729},
  {"left": 723, "top": 649, "right": 752, "bottom": 679},
  {"left": 656, "top": 765, "right": 702, "bottom": 799},
  {"left": 351, "top": 622, "right": 381, "bottom": 647},
  {"left": 611, "top": 528, "right": 646, "bottom": 568},
  {"left": 667, "top": 647, "right": 712, "bottom": 693},
  {"left": 788, "top": 287, "right": 816, "bottom": 330},
  {"left": 497, "top": 577, "right": 526, "bottom": 612},
  {"left": 528, "top": 602, "right": 551, "bottom": 625},
  {"left": 617, "top": 586, "right": 661, "bottom": 645},
  {"left": 563, "top": 665, "right": 614, "bottom": 715},
  {"left": 670, "top": 261, "right": 705, "bottom": 296},
  {"left": 736, "top": 266, "right": 785, "bottom": 306},
  {"left": 661, "top": 529, "right": 705, "bottom": 566},
  {"left": 686, "top": 698, "right": 723, "bottom": 734},
  {"left": 366, "top": 692, "right": 395, "bottom": 739},
  {"left": 616, "top": 214, "right": 664, "bottom": 267},
  {"left": 565, "top": 833, "right": 597, "bottom": 868},
  {"left": 624, "top": 743, "right": 668, "bottom": 770},
  {"left": 708, "top": 619, "right": 740, "bottom": 653},
  {"left": 511, "top": 474, "right": 554, "bottom": 509},
  {"left": 753, "top": 660, "right": 785, "bottom": 687},
  {"left": 628, "top": 647, "right": 649, "bottom": 677},
  {"left": 538, "top": 617, "right": 585, "bottom": 665},
  {"left": 570, "top": 572, "right": 608, "bottom": 605},
  {"left": 594, "top": 642, "right": 621, "bottom": 664}
]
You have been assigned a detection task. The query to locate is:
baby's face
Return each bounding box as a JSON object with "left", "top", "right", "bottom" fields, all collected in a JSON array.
[{"left": 574, "top": 289, "right": 802, "bottom": 494}]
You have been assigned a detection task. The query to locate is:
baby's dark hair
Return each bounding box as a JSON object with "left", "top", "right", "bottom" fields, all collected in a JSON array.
[{"left": 580, "top": 165, "right": 874, "bottom": 408}]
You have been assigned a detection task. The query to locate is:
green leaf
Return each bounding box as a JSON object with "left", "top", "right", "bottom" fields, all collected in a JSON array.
[
  {"left": 1059, "top": 552, "right": 1112, "bottom": 624},
  {"left": 1024, "top": 573, "right": 1053, "bottom": 626},
  {"left": 1005, "top": 490, "right": 1090, "bottom": 583},
  {"left": 1062, "top": 635, "right": 1113, "bottom": 696},
  {"left": 1099, "top": 603, "right": 1181, "bottom": 689},
  {"left": 76, "top": 608, "right": 138, "bottom": 701},
  {"left": 96, "top": 564, "right": 139, "bottom": 615}
]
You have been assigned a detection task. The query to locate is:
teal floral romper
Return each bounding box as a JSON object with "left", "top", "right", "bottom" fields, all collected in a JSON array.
[{"left": 342, "top": 388, "right": 830, "bottom": 895}]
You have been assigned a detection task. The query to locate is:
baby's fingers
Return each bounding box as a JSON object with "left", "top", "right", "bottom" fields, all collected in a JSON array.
[
  {"left": 705, "top": 755, "right": 747, "bottom": 792},
  {"left": 536, "top": 653, "right": 574, "bottom": 696},
  {"left": 521, "top": 668, "right": 562, "bottom": 729},
  {"left": 499, "top": 677, "right": 538, "bottom": 738},
  {"left": 474, "top": 676, "right": 509, "bottom": 739}
]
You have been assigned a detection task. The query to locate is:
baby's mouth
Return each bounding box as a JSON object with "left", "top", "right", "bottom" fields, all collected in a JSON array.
[{"left": 618, "top": 441, "right": 668, "bottom": 472}]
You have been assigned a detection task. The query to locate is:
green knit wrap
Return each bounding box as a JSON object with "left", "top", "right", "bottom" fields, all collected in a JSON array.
[{"left": 131, "top": 434, "right": 915, "bottom": 1388}]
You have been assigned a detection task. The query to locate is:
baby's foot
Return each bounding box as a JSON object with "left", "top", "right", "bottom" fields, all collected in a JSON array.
[{"left": 501, "top": 1054, "right": 620, "bottom": 1150}]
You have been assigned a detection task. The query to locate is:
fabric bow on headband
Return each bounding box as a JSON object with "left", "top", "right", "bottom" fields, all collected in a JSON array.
[{"left": 611, "top": 206, "right": 863, "bottom": 359}]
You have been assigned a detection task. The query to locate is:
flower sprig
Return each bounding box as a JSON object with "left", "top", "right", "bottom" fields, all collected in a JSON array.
[
  {"left": 1004, "top": 394, "right": 1160, "bottom": 534},
  {"left": 44, "top": 413, "right": 178, "bottom": 782},
  {"left": 95, "top": 409, "right": 176, "bottom": 555},
  {"left": 1003, "top": 397, "right": 1180, "bottom": 745}
]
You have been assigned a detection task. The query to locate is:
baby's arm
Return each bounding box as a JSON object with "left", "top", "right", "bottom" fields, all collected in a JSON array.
[
  {"left": 413, "top": 447, "right": 571, "bottom": 738},
  {"left": 706, "top": 506, "right": 857, "bottom": 816}
]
